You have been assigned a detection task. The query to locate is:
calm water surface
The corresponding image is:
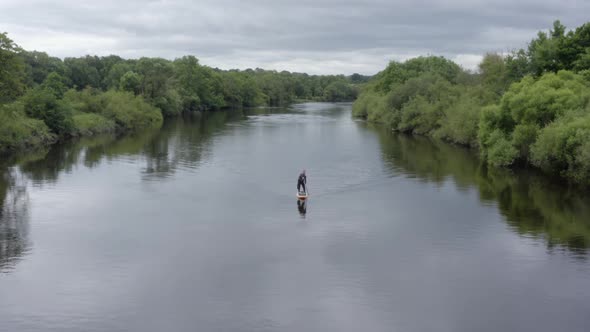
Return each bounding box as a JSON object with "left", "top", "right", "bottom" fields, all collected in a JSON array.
[{"left": 1, "top": 103, "right": 589, "bottom": 332}]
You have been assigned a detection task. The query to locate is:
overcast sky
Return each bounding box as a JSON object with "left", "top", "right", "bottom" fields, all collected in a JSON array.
[{"left": 1, "top": 0, "right": 589, "bottom": 75}]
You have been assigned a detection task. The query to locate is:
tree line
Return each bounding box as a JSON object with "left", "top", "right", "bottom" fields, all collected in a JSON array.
[
  {"left": 0, "top": 32, "right": 367, "bottom": 153},
  {"left": 353, "top": 20, "right": 590, "bottom": 185}
]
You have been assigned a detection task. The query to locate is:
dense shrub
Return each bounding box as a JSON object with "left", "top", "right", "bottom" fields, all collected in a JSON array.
[
  {"left": 435, "top": 93, "right": 482, "bottom": 147},
  {"left": 479, "top": 70, "right": 590, "bottom": 168},
  {"left": 23, "top": 88, "right": 74, "bottom": 135},
  {"left": 531, "top": 113, "right": 590, "bottom": 184},
  {"left": 0, "top": 102, "right": 54, "bottom": 152},
  {"left": 99, "top": 91, "right": 163, "bottom": 131},
  {"left": 72, "top": 113, "right": 116, "bottom": 136}
]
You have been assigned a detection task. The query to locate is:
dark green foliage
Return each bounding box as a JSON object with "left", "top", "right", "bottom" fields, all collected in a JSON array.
[
  {"left": 0, "top": 32, "right": 26, "bottom": 103},
  {"left": 21, "top": 51, "right": 68, "bottom": 86},
  {"left": 41, "top": 72, "right": 68, "bottom": 98},
  {"left": 119, "top": 71, "right": 142, "bottom": 95},
  {"left": 323, "top": 80, "right": 357, "bottom": 102},
  {"left": 23, "top": 88, "right": 74, "bottom": 135},
  {"left": 64, "top": 56, "right": 101, "bottom": 89},
  {"left": 0, "top": 102, "right": 54, "bottom": 152}
]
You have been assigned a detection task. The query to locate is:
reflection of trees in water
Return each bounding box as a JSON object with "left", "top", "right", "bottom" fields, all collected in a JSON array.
[
  {"left": 141, "top": 110, "right": 243, "bottom": 180},
  {"left": 0, "top": 109, "right": 248, "bottom": 271},
  {"left": 372, "top": 125, "right": 590, "bottom": 254},
  {"left": 12, "top": 110, "right": 245, "bottom": 187},
  {"left": 0, "top": 168, "right": 31, "bottom": 272}
]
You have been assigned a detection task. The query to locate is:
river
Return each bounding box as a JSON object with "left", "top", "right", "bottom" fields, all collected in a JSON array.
[{"left": 1, "top": 103, "right": 589, "bottom": 332}]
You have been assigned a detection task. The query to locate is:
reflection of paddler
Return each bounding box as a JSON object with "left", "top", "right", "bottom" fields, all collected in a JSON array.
[{"left": 297, "top": 199, "right": 307, "bottom": 216}]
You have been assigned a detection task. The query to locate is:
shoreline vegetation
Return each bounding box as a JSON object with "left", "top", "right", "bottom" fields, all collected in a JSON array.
[
  {"left": 353, "top": 20, "right": 590, "bottom": 186},
  {"left": 0, "top": 32, "right": 367, "bottom": 154}
]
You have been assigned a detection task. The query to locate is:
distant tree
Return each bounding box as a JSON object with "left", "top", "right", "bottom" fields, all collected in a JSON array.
[
  {"left": 21, "top": 50, "right": 67, "bottom": 87},
  {"left": 64, "top": 56, "right": 101, "bottom": 89}
]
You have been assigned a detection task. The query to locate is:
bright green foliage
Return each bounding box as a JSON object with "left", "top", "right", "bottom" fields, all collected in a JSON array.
[
  {"left": 63, "top": 88, "right": 105, "bottom": 114},
  {"left": 374, "top": 56, "right": 461, "bottom": 93},
  {"left": 500, "top": 71, "right": 589, "bottom": 126},
  {"left": 479, "top": 71, "right": 590, "bottom": 175},
  {"left": 354, "top": 56, "right": 465, "bottom": 129},
  {"left": 72, "top": 113, "right": 116, "bottom": 136},
  {"left": 119, "top": 71, "right": 142, "bottom": 95},
  {"left": 435, "top": 93, "right": 483, "bottom": 147},
  {"left": 23, "top": 88, "right": 74, "bottom": 135},
  {"left": 0, "top": 102, "right": 54, "bottom": 152},
  {"left": 99, "top": 91, "right": 163, "bottom": 131},
  {"left": 351, "top": 88, "right": 375, "bottom": 118},
  {"left": 531, "top": 113, "right": 590, "bottom": 184}
]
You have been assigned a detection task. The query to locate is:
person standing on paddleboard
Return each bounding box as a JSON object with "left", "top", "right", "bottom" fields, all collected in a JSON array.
[{"left": 297, "top": 170, "right": 307, "bottom": 194}]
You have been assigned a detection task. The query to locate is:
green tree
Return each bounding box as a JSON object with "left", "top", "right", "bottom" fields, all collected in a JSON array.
[
  {"left": 23, "top": 88, "right": 74, "bottom": 135},
  {"left": 479, "top": 53, "right": 510, "bottom": 98},
  {"left": 0, "top": 32, "right": 26, "bottom": 103},
  {"left": 21, "top": 50, "right": 67, "bottom": 87},
  {"left": 41, "top": 72, "right": 68, "bottom": 98},
  {"left": 119, "top": 71, "right": 142, "bottom": 95},
  {"left": 64, "top": 56, "right": 101, "bottom": 89}
]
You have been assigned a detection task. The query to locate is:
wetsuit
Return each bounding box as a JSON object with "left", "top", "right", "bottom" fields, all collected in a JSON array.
[{"left": 297, "top": 173, "right": 307, "bottom": 193}]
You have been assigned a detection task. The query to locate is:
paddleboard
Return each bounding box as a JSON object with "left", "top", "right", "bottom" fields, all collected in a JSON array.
[{"left": 297, "top": 192, "right": 308, "bottom": 200}]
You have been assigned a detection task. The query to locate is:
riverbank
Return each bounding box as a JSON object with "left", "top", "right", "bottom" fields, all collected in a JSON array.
[
  {"left": 0, "top": 32, "right": 363, "bottom": 155},
  {"left": 353, "top": 21, "right": 590, "bottom": 186}
]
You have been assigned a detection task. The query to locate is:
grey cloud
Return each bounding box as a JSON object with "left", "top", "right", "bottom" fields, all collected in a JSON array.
[{"left": 1, "top": 0, "right": 588, "bottom": 74}]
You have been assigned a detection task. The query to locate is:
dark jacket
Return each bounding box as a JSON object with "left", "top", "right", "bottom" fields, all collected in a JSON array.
[{"left": 298, "top": 173, "right": 306, "bottom": 184}]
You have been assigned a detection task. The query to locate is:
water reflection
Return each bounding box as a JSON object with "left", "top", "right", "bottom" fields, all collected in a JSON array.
[
  {"left": 371, "top": 125, "right": 590, "bottom": 254},
  {"left": 297, "top": 199, "right": 307, "bottom": 218},
  {"left": 9, "top": 110, "right": 248, "bottom": 189},
  {"left": 140, "top": 111, "right": 244, "bottom": 180},
  {"left": 0, "top": 110, "right": 248, "bottom": 271},
  {"left": 0, "top": 167, "right": 31, "bottom": 272}
]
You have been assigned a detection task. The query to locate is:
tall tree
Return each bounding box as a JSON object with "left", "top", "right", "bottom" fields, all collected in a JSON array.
[{"left": 0, "top": 32, "right": 26, "bottom": 103}]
